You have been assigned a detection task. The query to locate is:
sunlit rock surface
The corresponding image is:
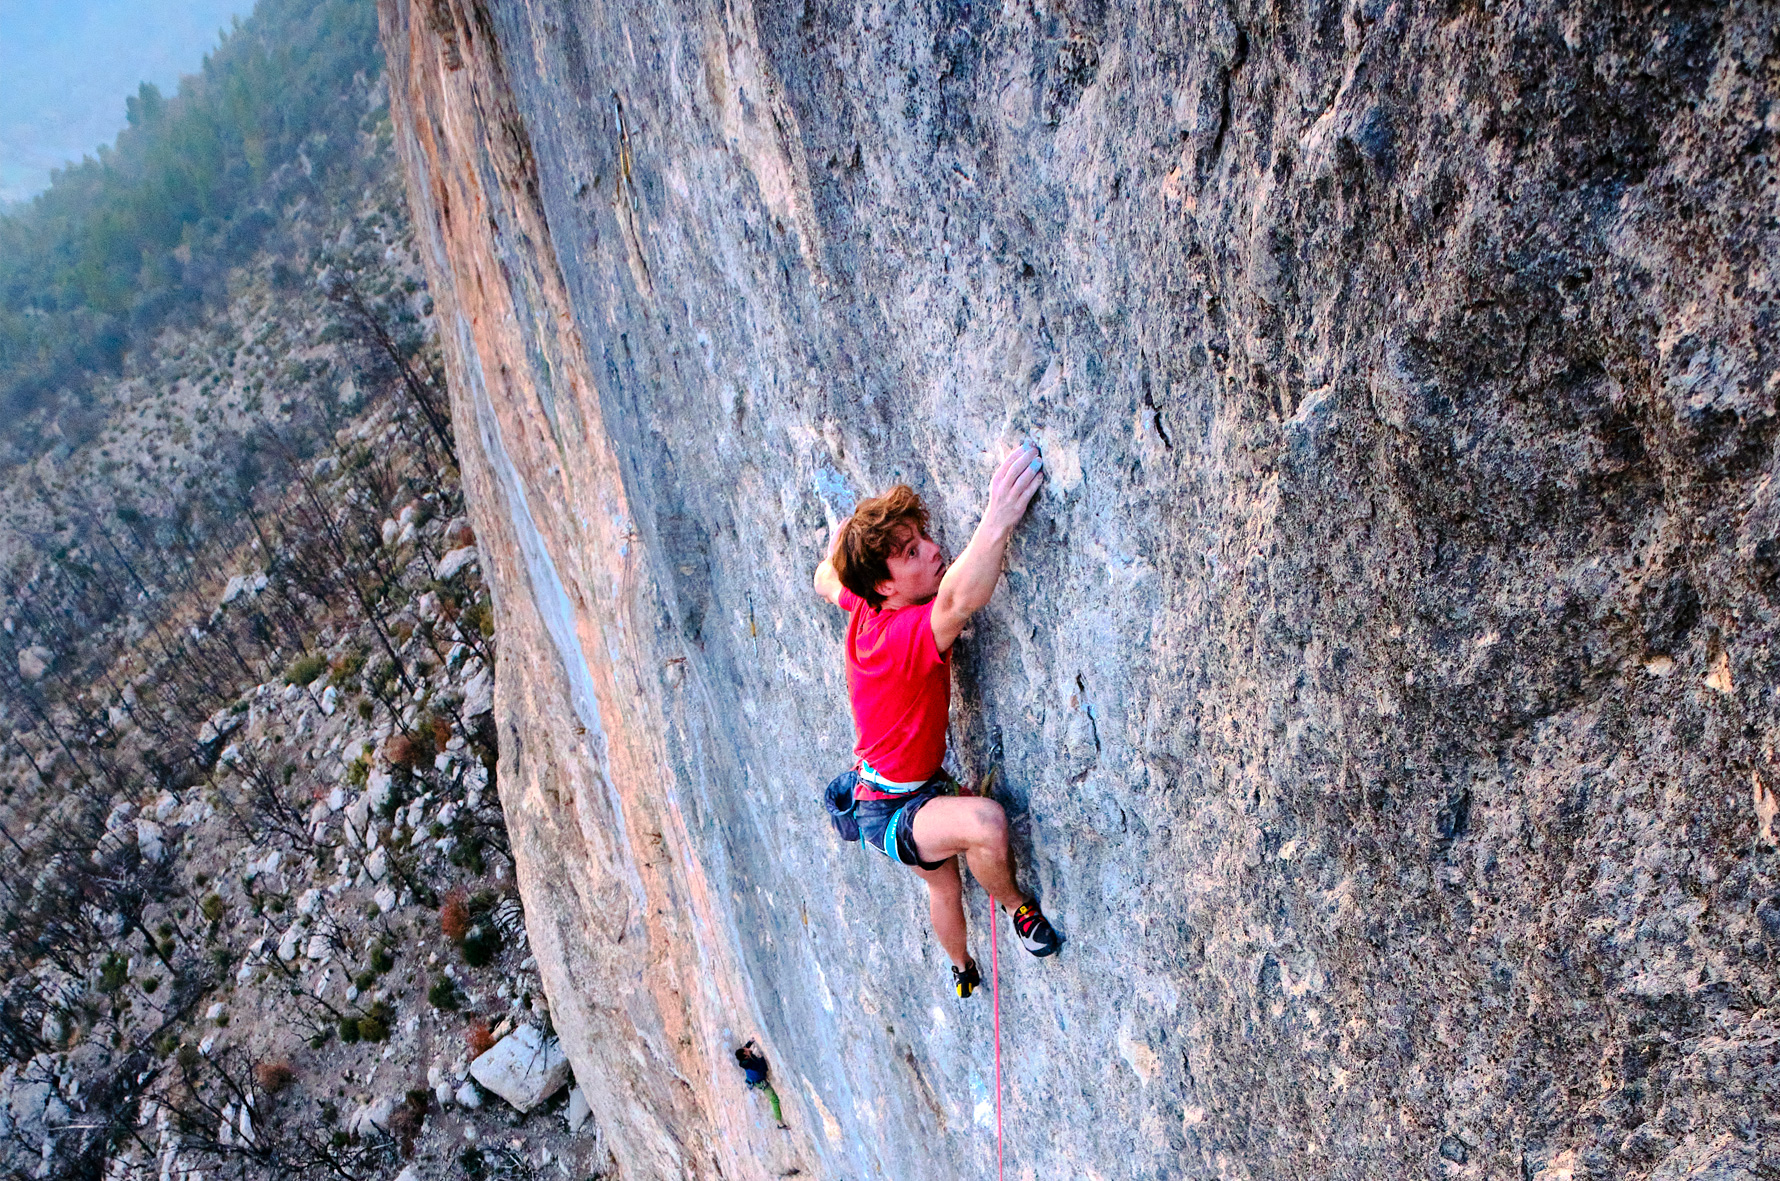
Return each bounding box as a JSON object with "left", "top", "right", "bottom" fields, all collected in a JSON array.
[{"left": 379, "top": 1, "right": 1780, "bottom": 1177}]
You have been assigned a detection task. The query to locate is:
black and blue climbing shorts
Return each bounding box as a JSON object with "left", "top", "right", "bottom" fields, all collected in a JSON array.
[{"left": 854, "top": 774, "right": 957, "bottom": 871}]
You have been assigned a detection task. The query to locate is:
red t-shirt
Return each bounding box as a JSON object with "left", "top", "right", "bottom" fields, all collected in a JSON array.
[{"left": 839, "top": 589, "right": 950, "bottom": 790}]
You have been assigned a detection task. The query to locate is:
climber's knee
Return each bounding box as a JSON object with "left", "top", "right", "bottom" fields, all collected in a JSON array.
[
  {"left": 978, "top": 798, "right": 1011, "bottom": 848},
  {"left": 956, "top": 796, "right": 1008, "bottom": 851},
  {"left": 911, "top": 795, "right": 1006, "bottom": 862}
]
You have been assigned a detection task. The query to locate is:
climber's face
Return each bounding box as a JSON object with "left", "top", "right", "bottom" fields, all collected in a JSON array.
[{"left": 875, "top": 525, "right": 946, "bottom": 608}]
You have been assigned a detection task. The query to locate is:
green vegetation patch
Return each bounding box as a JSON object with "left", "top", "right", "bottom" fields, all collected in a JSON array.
[
  {"left": 460, "top": 923, "right": 498, "bottom": 968},
  {"left": 0, "top": 0, "right": 382, "bottom": 443},
  {"left": 285, "top": 652, "right": 328, "bottom": 686},
  {"left": 97, "top": 952, "right": 128, "bottom": 994},
  {"left": 426, "top": 976, "right": 460, "bottom": 1010}
]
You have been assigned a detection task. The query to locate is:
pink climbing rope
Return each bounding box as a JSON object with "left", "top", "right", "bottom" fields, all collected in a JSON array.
[
  {"left": 990, "top": 895, "right": 1003, "bottom": 1181},
  {"left": 970, "top": 767, "right": 1005, "bottom": 1181}
]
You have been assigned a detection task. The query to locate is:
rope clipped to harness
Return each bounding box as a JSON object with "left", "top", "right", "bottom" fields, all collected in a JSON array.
[{"left": 990, "top": 894, "right": 1003, "bottom": 1181}]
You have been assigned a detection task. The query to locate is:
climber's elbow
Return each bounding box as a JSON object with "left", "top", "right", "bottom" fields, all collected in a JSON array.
[
  {"left": 939, "top": 556, "right": 1000, "bottom": 614},
  {"left": 813, "top": 560, "right": 844, "bottom": 607}
]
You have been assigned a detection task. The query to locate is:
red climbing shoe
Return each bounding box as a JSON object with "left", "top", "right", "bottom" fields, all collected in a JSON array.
[
  {"left": 952, "top": 957, "right": 981, "bottom": 999},
  {"left": 1012, "top": 902, "right": 1061, "bottom": 957}
]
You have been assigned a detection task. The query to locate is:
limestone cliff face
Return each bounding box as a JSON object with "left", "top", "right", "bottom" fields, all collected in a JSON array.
[{"left": 379, "top": 1, "right": 1780, "bottom": 1177}]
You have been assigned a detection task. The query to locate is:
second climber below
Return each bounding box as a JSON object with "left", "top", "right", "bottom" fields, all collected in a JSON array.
[{"left": 813, "top": 442, "right": 1062, "bottom": 998}]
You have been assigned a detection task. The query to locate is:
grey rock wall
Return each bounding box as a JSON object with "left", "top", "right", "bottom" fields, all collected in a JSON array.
[{"left": 382, "top": 0, "right": 1780, "bottom": 1177}]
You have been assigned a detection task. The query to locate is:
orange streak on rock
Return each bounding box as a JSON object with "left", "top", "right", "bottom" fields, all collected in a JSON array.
[{"left": 378, "top": 2, "right": 806, "bottom": 1177}]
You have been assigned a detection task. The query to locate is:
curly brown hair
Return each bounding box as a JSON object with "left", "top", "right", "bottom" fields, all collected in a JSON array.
[{"left": 834, "top": 484, "right": 930, "bottom": 609}]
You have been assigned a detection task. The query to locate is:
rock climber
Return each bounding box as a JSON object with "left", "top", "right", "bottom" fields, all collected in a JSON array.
[
  {"left": 813, "top": 442, "right": 1062, "bottom": 999},
  {"left": 734, "top": 1040, "right": 787, "bottom": 1128}
]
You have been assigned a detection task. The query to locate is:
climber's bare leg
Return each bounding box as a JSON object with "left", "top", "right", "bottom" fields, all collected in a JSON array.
[
  {"left": 911, "top": 857, "right": 968, "bottom": 968},
  {"left": 911, "top": 796, "right": 1028, "bottom": 915}
]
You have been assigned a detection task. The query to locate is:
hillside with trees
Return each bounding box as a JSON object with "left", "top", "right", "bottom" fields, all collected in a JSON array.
[
  {"left": 0, "top": 0, "right": 380, "bottom": 465},
  {"left": 0, "top": 4, "right": 606, "bottom": 1178}
]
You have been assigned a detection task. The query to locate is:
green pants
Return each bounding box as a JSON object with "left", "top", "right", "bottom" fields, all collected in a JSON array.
[{"left": 751, "top": 1080, "right": 783, "bottom": 1125}]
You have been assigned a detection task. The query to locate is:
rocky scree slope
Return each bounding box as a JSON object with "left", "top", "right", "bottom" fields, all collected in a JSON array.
[
  {"left": 0, "top": 400, "right": 614, "bottom": 1179},
  {"left": 382, "top": 1, "right": 1780, "bottom": 1178},
  {"left": 0, "top": 107, "right": 611, "bottom": 1171}
]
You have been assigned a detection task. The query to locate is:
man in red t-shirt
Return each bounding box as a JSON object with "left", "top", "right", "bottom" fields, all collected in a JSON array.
[{"left": 813, "top": 443, "right": 1061, "bottom": 997}]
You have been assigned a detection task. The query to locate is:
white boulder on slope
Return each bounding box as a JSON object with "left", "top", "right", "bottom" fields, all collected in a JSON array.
[
  {"left": 435, "top": 546, "right": 478, "bottom": 580},
  {"left": 16, "top": 646, "right": 51, "bottom": 681},
  {"left": 468, "top": 1024, "right": 569, "bottom": 1113}
]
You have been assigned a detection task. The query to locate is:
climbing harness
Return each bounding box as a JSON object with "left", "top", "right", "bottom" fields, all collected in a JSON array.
[{"left": 990, "top": 894, "right": 1003, "bottom": 1181}]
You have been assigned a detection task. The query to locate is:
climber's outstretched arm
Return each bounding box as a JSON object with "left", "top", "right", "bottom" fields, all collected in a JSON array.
[
  {"left": 813, "top": 516, "right": 850, "bottom": 608},
  {"left": 930, "top": 443, "right": 1044, "bottom": 653}
]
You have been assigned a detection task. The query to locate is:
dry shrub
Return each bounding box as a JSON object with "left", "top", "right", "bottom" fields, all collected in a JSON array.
[
  {"left": 391, "top": 1090, "right": 428, "bottom": 1157},
  {"left": 466, "top": 1019, "right": 495, "bottom": 1059},
  {"left": 254, "top": 1060, "right": 294, "bottom": 1094},
  {"left": 385, "top": 733, "right": 417, "bottom": 768},
  {"left": 439, "top": 890, "right": 470, "bottom": 942},
  {"left": 330, "top": 650, "right": 366, "bottom": 683},
  {"left": 431, "top": 714, "right": 452, "bottom": 751}
]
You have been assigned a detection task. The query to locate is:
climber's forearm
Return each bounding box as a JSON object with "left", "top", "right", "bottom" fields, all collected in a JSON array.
[
  {"left": 931, "top": 448, "right": 1043, "bottom": 653},
  {"left": 813, "top": 516, "right": 852, "bottom": 607},
  {"left": 934, "top": 518, "right": 1014, "bottom": 619}
]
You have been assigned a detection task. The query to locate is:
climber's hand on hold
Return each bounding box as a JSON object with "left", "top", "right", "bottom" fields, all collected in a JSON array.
[
  {"left": 931, "top": 443, "right": 1044, "bottom": 654},
  {"left": 981, "top": 443, "right": 1046, "bottom": 536},
  {"left": 813, "top": 515, "right": 851, "bottom": 607}
]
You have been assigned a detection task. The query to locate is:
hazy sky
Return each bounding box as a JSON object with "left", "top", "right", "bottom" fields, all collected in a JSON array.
[{"left": 0, "top": 0, "right": 250, "bottom": 205}]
